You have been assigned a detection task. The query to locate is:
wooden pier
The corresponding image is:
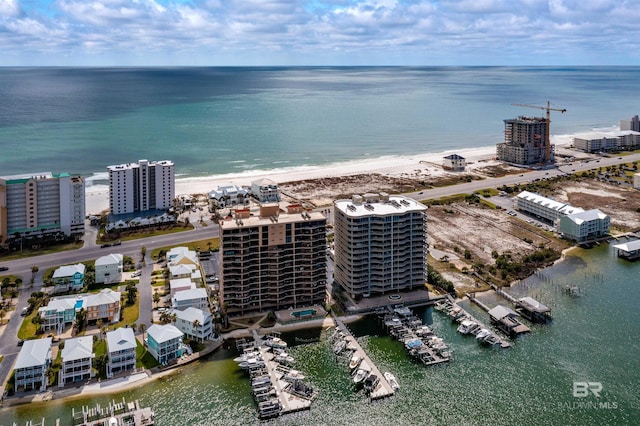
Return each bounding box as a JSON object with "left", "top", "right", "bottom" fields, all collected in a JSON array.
[
  {"left": 487, "top": 283, "right": 552, "bottom": 323},
  {"left": 381, "top": 305, "right": 453, "bottom": 365},
  {"left": 247, "top": 330, "right": 315, "bottom": 419},
  {"left": 332, "top": 316, "right": 395, "bottom": 400}
]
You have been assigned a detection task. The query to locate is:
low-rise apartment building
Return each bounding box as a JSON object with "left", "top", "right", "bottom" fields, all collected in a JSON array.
[{"left": 559, "top": 209, "right": 611, "bottom": 242}]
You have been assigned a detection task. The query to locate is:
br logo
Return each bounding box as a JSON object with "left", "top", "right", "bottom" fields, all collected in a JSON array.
[{"left": 573, "top": 381, "right": 603, "bottom": 398}]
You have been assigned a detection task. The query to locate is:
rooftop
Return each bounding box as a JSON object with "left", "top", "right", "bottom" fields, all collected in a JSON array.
[
  {"left": 106, "top": 328, "right": 137, "bottom": 352},
  {"left": 147, "top": 323, "right": 184, "bottom": 344},
  {"left": 613, "top": 239, "right": 640, "bottom": 252},
  {"left": 14, "top": 338, "right": 53, "bottom": 370},
  {"left": 517, "top": 191, "right": 584, "bottom": 216},
  {"left": 335, "top": 194, "right": 427, "bottom": 218},
  {"left": 61, "top": 336, "right": 94, "bottom": 362}
]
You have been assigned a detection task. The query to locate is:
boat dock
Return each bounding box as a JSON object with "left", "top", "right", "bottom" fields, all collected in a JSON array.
[
  {"left": 486, "top": 283, "right": 552, "bottom": 324},
  {"left": 234, "top": 331, "right": 315, "bottom": 419},
  {"left": 332, "top": 316, "right": 395, "bottom": 400},
  {"left": 437, "top": 295, "right": 511, "bottom": 348},
  {"left": 381, "top": 305, "right": 453, "bottom": 365},
  {"left": 13, "top": 399, "right": 154, "bottom": 426}
]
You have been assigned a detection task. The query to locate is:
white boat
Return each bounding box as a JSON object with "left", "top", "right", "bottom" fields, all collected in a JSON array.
[
  {"left": 348, "top": 354, "right": 363, "bottom": 371},
  {"left": 457, "top": 319, "right": 478, "bottom": 335},
  {"left": 264, "top": 336, "right": 288, "bottom": 350},
  {"left": 353, "top": 368, "right": 369, "bottom": 385},
  {"left": 274, "top": 353, "right": 295, "bottom": 365},
  {"left": 333, "top": 339, "right": 347, "bottom": 355},
  {"left": 475, "top": 328, "right": 491, "bottom": 341},
  {"left": 283, "top": 369, "right": 306, "bottom": 382},
  {"left": 383, "top": 372, "right": 400, "bottom": 391}
]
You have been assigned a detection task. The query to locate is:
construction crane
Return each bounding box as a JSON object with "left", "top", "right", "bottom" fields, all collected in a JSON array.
[{"left": 512, "top": 101, "right": 566, "bottom": 164}]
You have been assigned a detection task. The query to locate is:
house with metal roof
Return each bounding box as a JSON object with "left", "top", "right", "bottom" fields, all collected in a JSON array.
[
  {"left": 146, "top": 324, "right": 184, "bottom": 365},
  {"left": 38, "top": 296, "right": 79, "bottom": 334},
  {"left": 52, "top": 263, "right": 86, "bottom": 294},
  {"left": 95, "top": 253, "right": 124, "bottom": 284},
  {"left": 14, "top": 337, "right": 53, "bottom": 393},
  {"left": 174, "top": 307, "right": 213, "bottom": 342},
  {"left": 559, "top": 209, "right": 610, "bottom": 242},
  {"left": 106, "top": 328, "right": 137, "bottom": 378},
  {"left": 84, "top": 288, "right": 121, "bottom": 324},
  {"left": 172, "top": 288, "right": 209, "bottom": 311},
  {"left": 515, "top": 191, "right": 584, "bottom": 225},
  {"left": 169, "top": 277, "right": 196, "bottom": 298},
  {"left": 59, "top": 336, "right": 94, "bottom": 386}
]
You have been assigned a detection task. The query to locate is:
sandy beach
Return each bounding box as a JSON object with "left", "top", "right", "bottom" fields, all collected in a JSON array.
[
  {"left": 85, "top": 136, "right": 582, "bottom": 215},
  {"left": 85, "top": 144, "right": 526, "bottom": 215}
]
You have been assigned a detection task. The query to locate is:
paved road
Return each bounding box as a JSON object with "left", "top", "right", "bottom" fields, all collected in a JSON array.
[{"left": 1, "top": 152, "right": 638, "bottom": 388}]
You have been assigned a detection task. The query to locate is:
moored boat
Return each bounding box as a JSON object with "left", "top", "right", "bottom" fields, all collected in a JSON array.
[
  {"left": 363, "top": 374, "right": 380, "bottom": 394},
  {"left": 383, "top": 372, "right": 400, "bottom": 392}
]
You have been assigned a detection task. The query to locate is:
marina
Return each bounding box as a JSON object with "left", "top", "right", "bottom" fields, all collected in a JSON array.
[
  {"left": 234, "top": 331, "right": 316, "bottom": 419},
  {"left": 436, "top": 296, "right": 511, "bottom": 348},
  {"left": 381, "top": 305, "right": 453, "bottom": 365},
  {"left": 11, "top": 399, "right": 154, "bottom": 426},
  {"left": 332, "top": 316, "right": 396, "bottom": 400},
  {"left": 488, "top": 283, "right": 552, "bottom": 324}
]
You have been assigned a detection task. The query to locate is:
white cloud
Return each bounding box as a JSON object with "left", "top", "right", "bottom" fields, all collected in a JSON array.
[{"left": 0, "top": 0, "right": 637, "bottom": 65}]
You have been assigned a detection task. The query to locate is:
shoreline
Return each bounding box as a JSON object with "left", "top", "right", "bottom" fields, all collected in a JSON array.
[{"left": 85, "top": 139, "right": 578, "bottom": 215}]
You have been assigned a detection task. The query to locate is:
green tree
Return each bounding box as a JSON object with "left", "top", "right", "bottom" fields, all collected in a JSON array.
[
  {"left": 126, "top": 283, "right": 138, "bottom": 306},
  {"left": 153, "top": 290, "right": 161, "bottom": 308}
]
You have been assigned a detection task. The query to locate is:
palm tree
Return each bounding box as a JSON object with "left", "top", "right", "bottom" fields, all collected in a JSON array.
[
  {"left": 153, "top": 290, "right": 161, "bottom": 308},
  {"left": 192, "top": 319, "right": 201, "bottom": 342},
  {"left": 138, "top": 323, "right": 147, "bottom": 341},
  {"left": 31, "top": 265, "right": 39, "bottom": 285}
]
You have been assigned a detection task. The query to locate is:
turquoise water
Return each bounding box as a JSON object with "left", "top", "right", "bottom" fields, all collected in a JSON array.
[
  {"left": 2, "top": 243, "right": 639, "bottom": 425},
  {"left": 1, "top": 67, "right": 639, "bottom": 181}
]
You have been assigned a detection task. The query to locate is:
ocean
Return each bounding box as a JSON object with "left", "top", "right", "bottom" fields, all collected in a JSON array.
[
  {"left": 1, "top": 67, "right": 639, "bottom": 187},
  {"left": 1, "top": 243, "right": 639, "bottom": 425}
]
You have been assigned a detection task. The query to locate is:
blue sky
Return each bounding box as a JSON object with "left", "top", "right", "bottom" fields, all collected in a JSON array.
[{"left": 1, "top": 0, "right": 638, "bottom": 66}]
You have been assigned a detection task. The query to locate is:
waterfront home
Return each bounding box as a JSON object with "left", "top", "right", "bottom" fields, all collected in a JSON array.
[
  {"left": 95, "top": 253, "right": 124, "bottom": 284},
  {"left": 84, "top": 288, "right": 121, "bottom": 324},
  {"left": 208, "top": 184, "right": 250, "bottom": 209},
  {"left": 38, "top": 296, "right": 78, "bottom": 334},
  {"left": 59, "top": 336, "right": 94, "bottom": 387},
  {"left": 106, "top": 328, "right": 137, "bottom": 378},
  {"left": 172, "top": 288, "right": 209, "bottom": 311},
  {"left": 169, "top": 277, "right": 196, "bottom": 298},
  {"left": 174, "top": 307, "right": 213, "bottom": 342},
  {"left": 251, "top": 178, "right": 280, "bottom": 203},
  {"left": 52, "top": 263, "right": 86, "bottom": 294},
  {"left": 559, "top": 209, "right": 610, "bottom": 242},
  {"left": 146, "top": 324, "right": 184, "bottom": 365},
  {"left": 442, "top": 154, "right": 466, "bottom": 171},
  {"left": 13, "top": 337, "right": 53, "bottom": 393}
]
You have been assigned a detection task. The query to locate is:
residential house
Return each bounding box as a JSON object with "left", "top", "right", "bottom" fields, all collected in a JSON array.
[
  {"left": 38, "top": 297, "right": 79, "bottom": 334},
  {"left": 95, "top": 253, "right": 124, "bottom": 284},
  {"left": 106, "top": 328, "right": 137, "bottom": 378},
  {"left": 167, "top": 247, "right": 198, "bottom": 266},
  {"left": 251, "top": 178, "right": 280, "bottom": 203},
  {"left": 13, "top": 337, "right": 53, "bottom": 393},
  {"left": 146, "top": 324, "right": 184, "bottom": 365},
  {"left": 52, "top": 263, "right": 86, "bottom": 294},
  {"left": 442, "top": 154, "right": 466, "bottom": 171},
  {"left": 174, "top": 307, "right": 213, "bottom": 342},
  {"left": 172, "top": 288, "right": 209, "bottom": 311},
  {"left": 59, "top": 336, "right": 94, "bottom": 387},
  {"left": 85, "top": 288, "right": 121, "bottom": 324},
  {"left": 170, "top": 277, "right": 196, "bottom": 298}
]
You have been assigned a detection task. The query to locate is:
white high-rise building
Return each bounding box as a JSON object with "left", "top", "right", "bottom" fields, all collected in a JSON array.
[
  {"left": 0, "top": 172, "right": 85, "bottom": 243},
  {"left": 333, "top": 193, "right": 428, "bottom": 299},
  {"left": 107, "top": 159, "right": 174, "bottom": 215}
]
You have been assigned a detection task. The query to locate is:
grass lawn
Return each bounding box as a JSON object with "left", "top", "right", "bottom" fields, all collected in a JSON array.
[
  {"left": 17, "top": 311, "right": 40, "bottom": 340},
  {"left": 99, "top": 224, "right": 194, "bottom": 244},
  {"left": 94, "top": 338, "right": 107, "bottom": 358},
  {"left": 113, "top": 297, "right": 140, "bottom": 329},
  {"left": 150, "top": 238, "right": 219, "bottom": 260},
  {"left": 136, "top": 341, "right": 160, "bottom": 369},
  {"left": 0, "top": 241, "right": 84, "bottom": 261}
]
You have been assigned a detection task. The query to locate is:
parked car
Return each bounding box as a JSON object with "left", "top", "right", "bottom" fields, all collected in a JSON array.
[
  {"left": 17, "top": 339, "right": 24, "bottom": 346},
  {"left": 132, "top": 271, "right": 142, "bottom": 277},
  {"left": 21, "top": 307, "right": 29, "bottom": 316},
  {"left": 0, "top": 266, "right": 8, "bottom": 271}
]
